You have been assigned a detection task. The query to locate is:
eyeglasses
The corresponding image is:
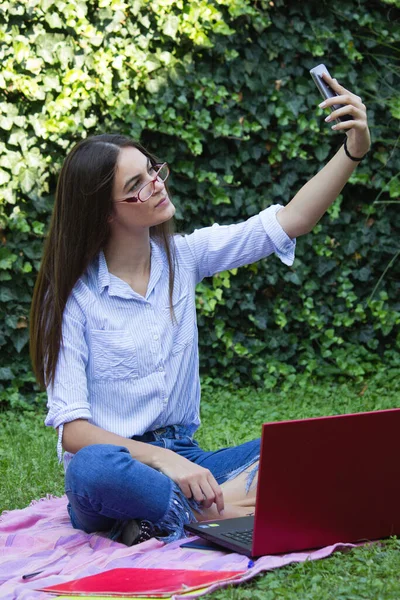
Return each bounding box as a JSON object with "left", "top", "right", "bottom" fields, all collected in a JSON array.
[{"left": 115, "top": 163, "right": 170, "bottom": 204}]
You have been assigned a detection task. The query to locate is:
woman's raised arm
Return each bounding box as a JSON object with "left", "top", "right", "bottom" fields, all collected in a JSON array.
[{"left": 276, "top": 72, "right": 371, "bottom": 239}]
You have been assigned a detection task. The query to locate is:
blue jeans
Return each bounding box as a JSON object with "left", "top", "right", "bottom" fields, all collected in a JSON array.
[{"left": 65, "top": 425, "right": 260, "bottom": 542}]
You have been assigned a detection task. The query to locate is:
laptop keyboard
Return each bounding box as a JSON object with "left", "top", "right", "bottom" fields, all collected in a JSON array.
[{"left": 221, "top": 528, "right": 253, "bottom": 545}]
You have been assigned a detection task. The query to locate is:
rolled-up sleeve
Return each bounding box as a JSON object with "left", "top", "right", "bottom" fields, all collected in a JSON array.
[
  {"left": 45, "top": 302, "right": 91, "bottom": 463},
  {"left": 177, "top": 204, "right": 296, "bottom": 283}
]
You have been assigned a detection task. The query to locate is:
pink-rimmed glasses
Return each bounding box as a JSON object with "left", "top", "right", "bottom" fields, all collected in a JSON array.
[{"left": 115, "top": 163, "right": 169, "bottom": 204}]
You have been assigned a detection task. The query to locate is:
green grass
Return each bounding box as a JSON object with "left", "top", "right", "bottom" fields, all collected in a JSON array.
[{"left": 1, "top": 369, "right": 400, "bottom": 598}]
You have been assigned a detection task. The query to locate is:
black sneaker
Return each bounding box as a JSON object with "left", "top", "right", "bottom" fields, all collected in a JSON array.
[{"left": 120, "top": 519, "right": 155, "bottom": 547}]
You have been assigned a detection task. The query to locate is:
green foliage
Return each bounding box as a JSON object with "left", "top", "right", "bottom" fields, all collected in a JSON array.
[{"left": 0, "top": 0, "right": 399, "bottom": 404}]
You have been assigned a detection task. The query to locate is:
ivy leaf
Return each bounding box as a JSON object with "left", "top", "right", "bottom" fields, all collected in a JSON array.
[
  {"left": 13, "top": 329, "right": 30, "bottom": 353},
  {"left": 315, "top": 144, "right": 331, "bottom": 162},
  {"left": 0, "top": 287, "right": 14, "bottom": 302},
  {"left": 287, "top": 96, "right": 303, "bottom": 117},
  {"left": 249, "top": 314, "right": 268, "bottom": 330},
  {"left": 389, "top": 175, "right": 400, "bottom": 198},
  {"left": 0, "top": 116, "right": 13, "bottom": 131},
  {"left": 45, "top": 11, "right": 63, "bottom": 28},
  {"left": 355, "top": 267, "right": 372, "bottom": 282},
  {"left": 19, "top": 168, "right": 37, "bottom": 193},
  {"left": 5, "top": 315, "right": 19, "bottom": 329},
  {"left": 163, "top": 15, "right": 179, "bottom": 39},
  {"left": 0, "top": 249, "right": 18, "bottom": 270},
  {"left": 284, "top": 271, "right": 302, "bottom": 286},
  {"left": 210, "top": 187, "right": 231, "bottom": 205},
  {"left": 0, "top": 367, "right": 14, "bottom": 380}
]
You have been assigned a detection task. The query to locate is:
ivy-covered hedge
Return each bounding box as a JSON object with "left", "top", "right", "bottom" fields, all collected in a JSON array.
[{"left": 0, "top": 0, "right": 399, "bottom": 407}]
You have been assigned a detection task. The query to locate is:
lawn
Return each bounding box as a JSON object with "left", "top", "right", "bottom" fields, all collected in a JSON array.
[{"left": 1, "top": 369, "right": 400, "bottom": 599}]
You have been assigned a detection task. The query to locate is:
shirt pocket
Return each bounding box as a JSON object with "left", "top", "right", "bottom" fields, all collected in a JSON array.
[
  {"left": 90, "top": 330, "right": 138, "bottom": 380},
  {"left": 163, "top": 292, "right": 194, "bottom": 356}
]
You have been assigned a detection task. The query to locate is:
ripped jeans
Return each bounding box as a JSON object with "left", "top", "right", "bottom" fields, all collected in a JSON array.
[{"left": 65, "top": 425, "right": 260, "bottom": 543}]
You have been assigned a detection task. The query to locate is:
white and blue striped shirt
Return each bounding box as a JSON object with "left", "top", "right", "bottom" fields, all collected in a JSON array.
[{"left": 45, "top": 204, "right": 296, "bottom": 471}]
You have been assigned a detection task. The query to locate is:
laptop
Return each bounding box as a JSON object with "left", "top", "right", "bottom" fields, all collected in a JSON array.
[{"left": 185, "top": 408, "right": 400, "bottom": 557}]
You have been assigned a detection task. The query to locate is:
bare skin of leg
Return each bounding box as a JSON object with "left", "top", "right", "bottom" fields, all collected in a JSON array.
[{"left": 193, "top": 461, "right": 259, "bottom": 522}]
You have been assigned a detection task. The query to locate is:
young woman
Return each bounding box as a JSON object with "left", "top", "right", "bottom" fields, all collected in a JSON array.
[{"left": 30, "top": 73, "right": 370, "bottom": 545}]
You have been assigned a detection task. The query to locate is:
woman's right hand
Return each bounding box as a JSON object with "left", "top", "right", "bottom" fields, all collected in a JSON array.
[{"left": 152, "top": 448, "right": 225, "bottom": 515}]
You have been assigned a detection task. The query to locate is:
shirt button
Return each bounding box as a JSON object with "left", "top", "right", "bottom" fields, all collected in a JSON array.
[
  {"left": 159, "top": 366, "right": 164, "bottom": 372},
  {"left": 153, "top": 334, "right": 159, "bottom": 341}
]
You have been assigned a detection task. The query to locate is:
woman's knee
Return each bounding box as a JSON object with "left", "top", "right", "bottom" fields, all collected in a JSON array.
[{"left": 65, "top": 444, "right": 130, "bottom": 492}]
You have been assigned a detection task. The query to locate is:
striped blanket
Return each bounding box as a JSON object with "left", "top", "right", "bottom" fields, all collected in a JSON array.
[{"left": 0, "top": 495, "right": 354, "bottom": 599}]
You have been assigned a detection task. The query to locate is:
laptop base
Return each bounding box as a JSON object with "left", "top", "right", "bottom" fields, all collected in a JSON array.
[{"left": 185, "top": 516, "right": 255, "bottom": 557}]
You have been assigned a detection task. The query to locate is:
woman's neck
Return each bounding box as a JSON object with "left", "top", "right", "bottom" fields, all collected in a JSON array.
[{"left": 103, "top": 229, "right": 151, "bottom": 294}]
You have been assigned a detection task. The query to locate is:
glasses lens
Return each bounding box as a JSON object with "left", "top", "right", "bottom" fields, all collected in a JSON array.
[
  {"left": 138, "top": 182, "right": 153, "bottom": 202},
  {"left": 157, "top": 164, "right": 169, "bottom": 182}
]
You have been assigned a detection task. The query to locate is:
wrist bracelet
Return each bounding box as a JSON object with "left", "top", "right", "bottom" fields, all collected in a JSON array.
[{"left": 343, "top": 137, "right": 368, "bottom": 162}]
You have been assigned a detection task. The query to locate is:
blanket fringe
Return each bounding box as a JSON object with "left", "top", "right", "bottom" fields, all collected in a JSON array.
[
  {"left": 155, "top": 484, "right": 199, "bottom": 543},
  {"left": 0, "top": 494, "right": 65, "bottom": 522},
  {"left": 28, "top": 493, "right": 63, "bottom": 507}
]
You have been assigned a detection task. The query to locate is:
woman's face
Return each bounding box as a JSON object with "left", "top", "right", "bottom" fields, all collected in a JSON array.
[{"left": 110, "top": 146, "right": 175, "bottom": 232}]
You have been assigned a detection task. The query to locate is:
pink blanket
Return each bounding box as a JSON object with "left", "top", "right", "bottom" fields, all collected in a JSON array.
[{"left": 0, "top": 495, "right": 354, "bottom": 599}]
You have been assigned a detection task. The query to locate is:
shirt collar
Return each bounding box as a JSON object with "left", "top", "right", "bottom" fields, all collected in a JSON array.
[
  {"left": 97, "top": 250, "right": 111, "bottom": 293},
  {"left": 96, "top": 240, "right": 164, "bottom": 299}
]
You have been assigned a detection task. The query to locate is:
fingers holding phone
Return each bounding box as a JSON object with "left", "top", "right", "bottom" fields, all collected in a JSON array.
[
  {"left": 318, "top": 73, "right": 366, "bottom": 129},
  {"left": 310, "top": 64, "right": 371, "bottom": 157}
]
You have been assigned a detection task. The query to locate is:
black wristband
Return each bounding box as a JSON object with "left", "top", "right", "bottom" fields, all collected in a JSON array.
[{"left": 343, "top": 137, "right": 368, "bottom": 162}]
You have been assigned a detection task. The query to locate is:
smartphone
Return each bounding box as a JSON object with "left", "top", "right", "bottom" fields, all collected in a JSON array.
[
  {"left": 310, "top": 64, "right": 352, "bottom": 122},
  {"left": 180, "top": 538, "right": 224, "bottom": 551}
]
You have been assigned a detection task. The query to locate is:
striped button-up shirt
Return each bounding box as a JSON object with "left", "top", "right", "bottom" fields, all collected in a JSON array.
[{"left": 45, "top": 204, "right": 296, "bottom": 471}]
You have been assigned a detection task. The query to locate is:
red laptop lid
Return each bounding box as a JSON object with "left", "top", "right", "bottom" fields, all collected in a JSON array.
[{"left": 253, "top": 408, "right": 400, "bottom": 555}]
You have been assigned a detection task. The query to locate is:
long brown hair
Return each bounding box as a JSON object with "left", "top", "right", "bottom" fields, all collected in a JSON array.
[{"left": 30, "top": 134, "right": 176, "bottom": 389}]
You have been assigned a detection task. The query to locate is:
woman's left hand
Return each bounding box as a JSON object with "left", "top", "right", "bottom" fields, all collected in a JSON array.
[{"left": 319, "top": 72, "right": 371, "bottom": 158}]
